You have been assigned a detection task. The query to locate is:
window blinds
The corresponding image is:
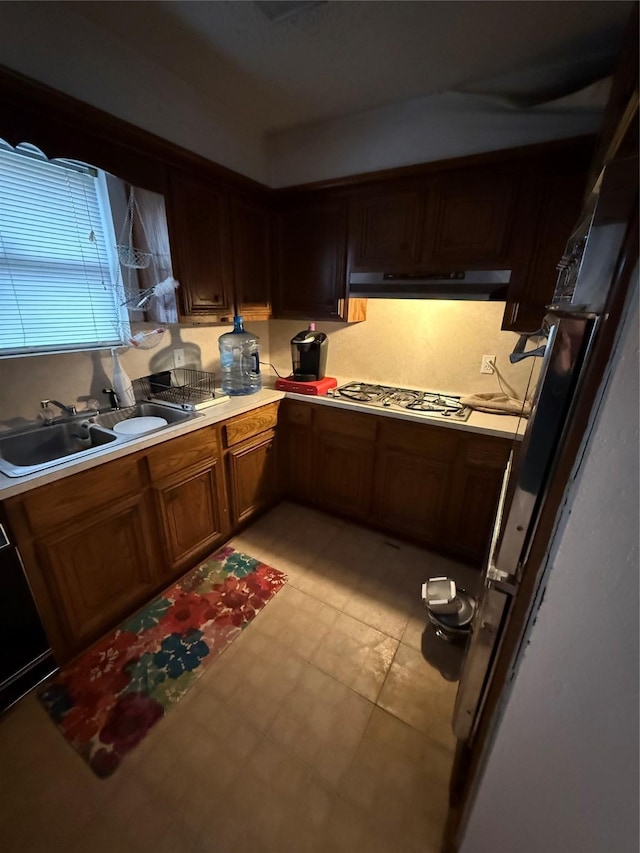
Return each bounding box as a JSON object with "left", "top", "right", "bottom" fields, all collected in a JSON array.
[{"left": 0, "top": 143, "right": 129, "bottom": 356}]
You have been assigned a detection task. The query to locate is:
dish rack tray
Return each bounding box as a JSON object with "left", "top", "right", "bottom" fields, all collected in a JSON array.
[{"left": 133, "top": 368, "right": 228, "bottom": 411}]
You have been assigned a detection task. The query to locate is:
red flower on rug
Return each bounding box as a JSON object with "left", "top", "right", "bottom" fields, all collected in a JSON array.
[
  {"left": 159, "top": 591, "right": 219, "bottom": 635},
  {"left": 100, "top": 692, "right": 165, "bottom": 752},
  {"left": 39, "top": 548, "right": 287, "bottom": 778}
]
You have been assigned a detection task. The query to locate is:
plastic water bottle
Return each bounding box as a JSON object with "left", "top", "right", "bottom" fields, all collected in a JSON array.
[{"left": 218, "top": 316, "right": 262, "bottom": 396}]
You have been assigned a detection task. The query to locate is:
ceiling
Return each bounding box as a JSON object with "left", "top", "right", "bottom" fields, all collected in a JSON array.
[{"left": 71, "top": 0, "right": 633, "bottom": 138}]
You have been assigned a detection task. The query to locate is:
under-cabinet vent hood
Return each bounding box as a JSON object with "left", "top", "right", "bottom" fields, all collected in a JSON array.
[{"left": 348, "top": 270, "right": 511, "bottom": 301}]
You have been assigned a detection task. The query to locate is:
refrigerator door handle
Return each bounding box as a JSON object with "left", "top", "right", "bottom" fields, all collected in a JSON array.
[{"left": 486, "top": 562, "right": 518, "bottom": 593}]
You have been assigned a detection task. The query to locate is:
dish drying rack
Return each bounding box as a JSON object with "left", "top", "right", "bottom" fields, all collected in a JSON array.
[{"left": 133, "top": 368, "right": 229, "bottom": 411}]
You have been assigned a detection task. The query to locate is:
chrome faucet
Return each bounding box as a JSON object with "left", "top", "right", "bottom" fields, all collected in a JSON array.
[{"left": 40, "top": 399, "right": 77, "bottom": 417}]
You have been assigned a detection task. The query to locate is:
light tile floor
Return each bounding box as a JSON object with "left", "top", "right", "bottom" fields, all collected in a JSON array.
[{"left": 0, "top": 501, "right": 480, "bottom": 853}]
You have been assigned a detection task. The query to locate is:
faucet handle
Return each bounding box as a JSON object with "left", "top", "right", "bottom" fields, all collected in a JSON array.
[
  {"left": 39, "top": 401, "right": 54, "bottom": 423},
  {"left": 102, "top": 388, "right": 120, "bottom": 410}
]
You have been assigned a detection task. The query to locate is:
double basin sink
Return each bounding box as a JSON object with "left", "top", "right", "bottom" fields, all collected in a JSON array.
[{"left": 0, "top": 403, "right": 199, "bottom": 478}]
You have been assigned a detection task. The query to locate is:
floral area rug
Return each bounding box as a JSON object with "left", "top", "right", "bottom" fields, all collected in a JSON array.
[{"left": 39, "top": 547, "right": 286, "bottom": 778}]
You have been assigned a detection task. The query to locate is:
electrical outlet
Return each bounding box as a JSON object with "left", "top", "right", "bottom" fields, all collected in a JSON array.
[
  {"left": 174, "top": 348, "right": 186, "bottom": 368},
  {"left": 481, "top": 354, "right": 496, "bottom": 375}
]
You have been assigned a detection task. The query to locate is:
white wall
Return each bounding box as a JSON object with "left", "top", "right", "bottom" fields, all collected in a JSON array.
[
  {"left": 0, "top": 2, "right": 268, "bottom": 183},
  {"left": 266, "top": 92, "right": 603, "bottom": 187},
  {"left": 460, "top": 277, "right": 639, "bottom": 853}
]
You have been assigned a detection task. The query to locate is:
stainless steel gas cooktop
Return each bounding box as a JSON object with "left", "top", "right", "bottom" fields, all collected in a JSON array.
[{"left": 328, "top": 382, "right": 471, "bottom": 422}]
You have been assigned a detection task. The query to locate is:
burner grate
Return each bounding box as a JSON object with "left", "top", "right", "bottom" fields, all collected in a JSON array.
[{"left": 334, "top": 382, "right": 471, "bottom": 421}]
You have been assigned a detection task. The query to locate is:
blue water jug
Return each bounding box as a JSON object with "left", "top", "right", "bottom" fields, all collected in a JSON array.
[{"left": 218, "top": 316, "right": 262, "bottom": 396}]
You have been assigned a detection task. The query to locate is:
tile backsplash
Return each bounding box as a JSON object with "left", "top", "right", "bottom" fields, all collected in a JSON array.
[{"left": 1, "top": 302, "right": 539, "bottom": 424}]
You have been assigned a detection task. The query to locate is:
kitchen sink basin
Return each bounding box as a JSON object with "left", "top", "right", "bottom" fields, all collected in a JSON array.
[
  {"left": 0, "top": 420, "right": 118, "bottom": 478},
  {"left": 0, "top": 403, "right": 199, "bottom": 478},
  {"left": 90, "top": 402, "right": 195, "bottom": 430}
]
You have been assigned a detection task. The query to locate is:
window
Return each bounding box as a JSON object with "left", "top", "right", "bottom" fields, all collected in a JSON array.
[{"left": 0, "top": 141, "right": 130, "bottom": 357}]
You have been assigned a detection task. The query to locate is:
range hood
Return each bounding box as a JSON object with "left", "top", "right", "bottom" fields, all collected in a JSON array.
[{"left": 348, "top": 270, "right": 511, "bottom": 300}]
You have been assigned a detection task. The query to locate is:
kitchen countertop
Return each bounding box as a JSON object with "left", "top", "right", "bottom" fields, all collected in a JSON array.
[
  {"left": 0, "top": 387, "right": 527, "bottom": 500},
  {"left": 283, "top": 390, "right": 527, "bottom": 441}
]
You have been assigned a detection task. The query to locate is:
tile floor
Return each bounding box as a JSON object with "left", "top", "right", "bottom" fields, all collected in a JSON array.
[{"left": 0, "top": 501, "right": 481, "bottom": 853}]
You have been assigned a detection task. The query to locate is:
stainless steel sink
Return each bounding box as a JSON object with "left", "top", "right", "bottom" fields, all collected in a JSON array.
[
  {"left": 91, "top": 402, "right": 195, "bottom": 430},
  {"left": 0, "top": 403, "right": 199, "bottom": 478},
  {"left": 0, "top": 420, "right": 118, "bottom": 478}
]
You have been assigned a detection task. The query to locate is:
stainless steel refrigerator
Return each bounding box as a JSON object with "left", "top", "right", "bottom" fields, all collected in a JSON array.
[{"left": 452, "top": 151, "right": 638, "bottom": 742}]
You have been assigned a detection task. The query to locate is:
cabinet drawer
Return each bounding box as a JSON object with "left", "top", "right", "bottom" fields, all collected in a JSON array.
[
  {"left": 282, "top": 401, "right": 313, "bottom": 427},
  {"left": 224, "top": 403, "right": 279, "bottom": 447},
  {"left": 146, "top": 426, "right": 219, "bottom": 482},
  {"left": 12, "top": 453, "right": 145, "bottom": 536},
  {"left": 378, "top": 419, "right": 458, "bottom": 459},
  {"left": 315, "top": 406, "right": 377, "bottom": 441}
]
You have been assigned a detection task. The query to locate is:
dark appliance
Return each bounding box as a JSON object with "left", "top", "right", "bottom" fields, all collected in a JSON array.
[
  {"left": 290, "top": 323, "right": 328, "bottom": 381},
  {"left": 452, "top": 151, "right": 638, "bottom": 742},
  {"left": 0, "top": 509, "right": 57, "bottom": 714},
  {"left": 274, "top": 322, "right": 338, "bottom": 395},
  {"left": 348, "top": 269, "right": 511, "bottom": 300}
]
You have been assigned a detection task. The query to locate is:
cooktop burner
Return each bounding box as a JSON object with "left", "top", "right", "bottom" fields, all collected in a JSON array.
[{"left": 330, "top": 382, "right": 471, "bottom": 421}]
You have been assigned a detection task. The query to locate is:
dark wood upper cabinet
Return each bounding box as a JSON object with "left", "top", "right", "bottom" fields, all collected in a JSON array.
[
  {"left": 166, "top": 170, "right": 233, "bottom": 321},
  {"left": 1, "top": 64, "right": 597, "bottom": 329},
  {"left": 425, "top": 170, "right": 517, "bottom": 267},
  {"left": 274, "top": 197, "right": 348, "bottom": 320},
  {"left": 349, "top": 189, "right": 424, "bottom": 270},
  {"left": 502, "top": 142, "right": 593, "bottom": 332},
  {"left": 587, "top": 4, "right": 638, "bottom": 191},
  {"left": 229, "top": 192, "right": 272, "bottom": 320}
]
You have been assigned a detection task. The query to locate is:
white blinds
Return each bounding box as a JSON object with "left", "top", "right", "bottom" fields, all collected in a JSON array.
[{"left": 0, "top": 142, "right": 130, "bottom": 356}]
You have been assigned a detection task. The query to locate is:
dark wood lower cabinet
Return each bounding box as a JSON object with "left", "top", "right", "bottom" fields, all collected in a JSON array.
[
  {"left": 226, "top": 430, "right": 278, "bottom": 526},
  {"left": 278, "top": 399, "right": 512, "bottom": 566},
  {"left": 4, "top": 455, "right": 164, "bottom": 662},
  {"left": 34, "top": 496, "right": 159, "bottom": 654},
  {"left": 372, "top": 448, "right": 452, "bottom": 545},
  {"left": 152, "top": 461, "right": 228, "bottom": 580},
  {"left": 445, "top": 436, "right": 511, "bottom": 565},
  {"left": 315, "top": 430, "right": 375, "bottom": 520}
]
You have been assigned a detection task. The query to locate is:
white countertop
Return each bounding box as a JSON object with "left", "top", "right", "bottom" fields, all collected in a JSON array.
[
  {"left": 0, "top": 387, "right": 527, "bottom": 500},
  {"left": 283, "top": 391, "right": 527, "bottom": 441}
]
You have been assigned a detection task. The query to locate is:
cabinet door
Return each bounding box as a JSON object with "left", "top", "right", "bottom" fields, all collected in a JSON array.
[
  {"left": 152, "top": 460, "right": 229, "bottom": 580},
  {"left": 373, "top": 448, "right": 451, "bottom": 545},
  {"left": 373, "top": 420, "right": 457, "bottom": 546},
  {"left": 426, "top": 171, "right": 516, "bottom": 266},
  {"left": 167, "top": 170, "right": 233, "bottom": 321},
  {"left": 445, "top": 436, "right": 511, "bottom": 566},
  {"left": 315, "top": 431, "right": 375, "bottom": 520},
  {"left": 279, "top": 401, "right": 314, "bottom": 502},
  {"left": 502, "top": 166, "right": 587, "bottom": 332},
  {"left": 227, "top": 431, "right": 278, "bottom": 526},
  {"left": 35, "top": 495, "right": 159, "bottom": 658},
  {"left": 349, "top": 189, "right": 424, "bottom": 270},
  {"left": 229, "top": 192, "right": 272, "bottom": 319},
  {"left": 274, "top": 197, "right": 347, "bottom": 319}
]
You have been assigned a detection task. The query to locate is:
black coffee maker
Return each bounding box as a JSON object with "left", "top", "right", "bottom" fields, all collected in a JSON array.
[{"left": 290, "top": 323, "right": 328, "bottom": 382}]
